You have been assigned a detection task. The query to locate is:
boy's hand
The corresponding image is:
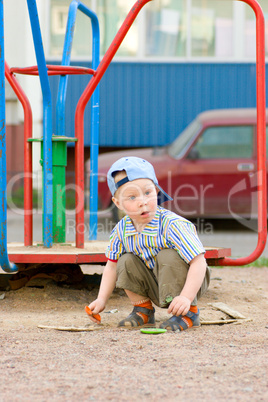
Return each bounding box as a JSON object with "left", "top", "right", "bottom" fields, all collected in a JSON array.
[
  {"left": 167, "top": 295, "right": 191, "bottom": 317},
  {"left": 87, "top": 298, "right": 106, "bottom": 323}
]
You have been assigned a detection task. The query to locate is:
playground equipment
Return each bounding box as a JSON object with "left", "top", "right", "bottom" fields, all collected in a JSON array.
[{"left": 0, "top": 0, "right": 266, "bottom": 274}]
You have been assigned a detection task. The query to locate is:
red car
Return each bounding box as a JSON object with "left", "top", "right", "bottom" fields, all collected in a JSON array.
[{"left": 86, "top": 108, "right": 268, "bottom": 220}]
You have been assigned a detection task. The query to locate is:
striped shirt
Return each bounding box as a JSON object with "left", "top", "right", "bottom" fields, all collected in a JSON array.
[{"left": 106, "top": 206, "right": 205, "bottom": 269}]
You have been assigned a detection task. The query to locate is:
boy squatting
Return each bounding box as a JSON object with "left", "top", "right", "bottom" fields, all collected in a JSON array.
[{"left": 87, "top": 157, "right": 211, "bottom": 331}]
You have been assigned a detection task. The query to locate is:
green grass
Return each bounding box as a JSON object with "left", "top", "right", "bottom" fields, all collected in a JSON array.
[
  {"left": 213, "top": 256, "right": 268, "bottom": 268},
  {"left": 7, "top": 187, "right": 41, "bottom": 209},
  {"left": 7, "top": 186, "right": 77, "bottom": 210},
  {"left": 243, "top": 257, "right": 268, "bottom": 268},
  {"left": 65, "top": 188, "right": 76, "bottom": 209}
]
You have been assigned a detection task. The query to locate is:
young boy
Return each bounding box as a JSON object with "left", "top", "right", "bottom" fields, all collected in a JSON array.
[{"left": 88, "top": 157, "right": 210, "bottom": 331}]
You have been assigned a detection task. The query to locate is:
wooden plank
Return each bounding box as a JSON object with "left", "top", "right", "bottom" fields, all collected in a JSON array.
[
  {"left": 38, "top": 325, "right": 103, "bottom": 332},
  {"left": 7, "top": 241, "right": 109, "bottom": 254},
  {"left": 208, "top": 302, "right": 246, "bottom": 319},
  {"left": 200, "top": 318, "right": 238, "bottom": 325},
  {"left": 204, "top": 247, "right": 231, "bottom": 259},
  {"left": 200, "top": 318, "right": 252, "bottom": 325}
]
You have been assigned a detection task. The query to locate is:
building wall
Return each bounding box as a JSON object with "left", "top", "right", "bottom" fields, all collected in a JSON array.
[
  {"left": 6, "top": 124, "right": 24, "bottom": 187},
  {"left": 49, "top": 61, "right": 265, "bottom": 148}
]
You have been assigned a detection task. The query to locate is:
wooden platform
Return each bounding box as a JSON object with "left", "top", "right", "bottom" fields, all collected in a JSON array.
[{"left": 7, "top": 242, "right": 231, "bottom": 266}]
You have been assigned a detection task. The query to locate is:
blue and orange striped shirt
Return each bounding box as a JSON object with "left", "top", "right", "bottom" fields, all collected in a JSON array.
[{"left": 106, "top": 206, "right": 205, "bottom": 269}]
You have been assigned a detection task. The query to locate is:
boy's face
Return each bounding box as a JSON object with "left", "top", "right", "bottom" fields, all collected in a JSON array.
[{"left": 112, "top": 173, "right": 158, "bottom": 228}]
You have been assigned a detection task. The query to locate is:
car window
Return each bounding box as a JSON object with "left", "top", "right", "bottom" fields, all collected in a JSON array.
[
  {"left": 190, "top": 125, "right": 254, "bottom": 159},
  {"left": 168, "top": 119, "right": 201, "bottom": 158}
]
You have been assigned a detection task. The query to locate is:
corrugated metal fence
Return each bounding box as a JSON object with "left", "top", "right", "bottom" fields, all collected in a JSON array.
[{"left": 49, "top": 62, "right": 265, "bottom": 147}]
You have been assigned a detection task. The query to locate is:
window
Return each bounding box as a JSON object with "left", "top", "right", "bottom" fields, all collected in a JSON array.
[
  {"left": 50, "top": 0, "right": 92, "bottom": 57},
  {"left": 245, "top": 0, "right": 268, "bottom": 58},
  {"left": 96, "top": 0, "right": 138, "bottom": 56},
  {"left": 168, "top": 119, "right": 201, "bottom": 158},
  {"left": 191, "top": 0, "right": 233, "bottom": 58},
  {"left": 191, "top": 126, "right": 253, "bottom": 159},
  {"left": 49, "top": 0, "right": 267, "bottom": 61},
  {"left": 145, "top": 0, "right": 187, "bottom": 57},
  {"left": 50, "top": 0, "right": 138, "bottom": 57}
]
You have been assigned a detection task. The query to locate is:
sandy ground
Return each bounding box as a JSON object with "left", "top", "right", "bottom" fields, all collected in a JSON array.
[{"left": 0, "top": 265, "right": 267, "bottom": 402}]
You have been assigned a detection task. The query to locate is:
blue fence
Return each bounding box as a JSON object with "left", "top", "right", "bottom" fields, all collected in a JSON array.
[{"left": 49, "top": 62, "right": 266, "bottom": 148}]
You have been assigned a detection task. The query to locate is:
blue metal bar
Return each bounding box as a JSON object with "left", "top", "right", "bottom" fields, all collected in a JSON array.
[
  {"left": 26, "top": 0, "right": 53, "bottom": 247},
  {"left": 0, "top": 0, "right": 18, "bottom": 272},
  {"left": 56, "top": 0, "right": 100, "bottom": 240},
  {"left": 56, "top": 1, "right": 78, "bottom": 137}
]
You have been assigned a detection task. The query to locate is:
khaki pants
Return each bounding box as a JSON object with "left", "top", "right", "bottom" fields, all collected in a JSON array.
[{"left": 116, "top": 249, "right": 211, "bottom": 308}]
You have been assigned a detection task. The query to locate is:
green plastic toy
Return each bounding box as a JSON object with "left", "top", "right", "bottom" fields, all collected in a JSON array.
[{"left": 140, "top": 328, "right": 167, "bottom": 335}]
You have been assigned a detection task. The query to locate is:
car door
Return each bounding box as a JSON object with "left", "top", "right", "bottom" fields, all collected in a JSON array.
[{"left": 170, "top": 125, "right": 255, "bottom": 218}]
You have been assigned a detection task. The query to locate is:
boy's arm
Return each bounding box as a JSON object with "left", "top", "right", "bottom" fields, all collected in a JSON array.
[
  {"left": 88, "top": 260, "right": 117, "bottom": 319},
  {"left": 168, "top": 253, "right": 207, "bottom": 316}
]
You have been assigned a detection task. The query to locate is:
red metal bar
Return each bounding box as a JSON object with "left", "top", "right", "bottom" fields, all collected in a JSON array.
[
  {"left": 220, "top": 0, "right": 266, "bottom": 265},
  {"left": 10, "top": 65, "right": 95, "bottom": 76},
  {"left": 74, "top": 0, "right": 153, "bottom": 248},
  {"left": 7, "top": 246, "right": 231, "bottom": 265},
  {"left": 5, "top": 62, "right": 33, "bottom": 246}
]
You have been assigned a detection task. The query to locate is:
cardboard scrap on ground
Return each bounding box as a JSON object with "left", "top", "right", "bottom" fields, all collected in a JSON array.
[
  {"left": 38, "top": 325, "right": 102, "bottom": 332},
  {"left": 201, "top": 302, "right": 251, "bottom": 325}
]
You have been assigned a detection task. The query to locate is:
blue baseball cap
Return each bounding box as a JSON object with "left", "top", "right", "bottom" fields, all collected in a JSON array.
[{"left": 107, "top": 156, "right": 173, "bottom": 205}]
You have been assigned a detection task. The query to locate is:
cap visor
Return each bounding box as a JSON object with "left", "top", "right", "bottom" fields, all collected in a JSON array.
[{"left": 157, "top": 186, "right": 173, "bottom": 205}]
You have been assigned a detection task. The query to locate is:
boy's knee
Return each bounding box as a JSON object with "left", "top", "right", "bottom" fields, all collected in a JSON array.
[
  {"left": 117, "top": 253, "right": 138, "bottom": 271},
  {"left": 117, "top": 253, "right": 147, "bottom": 278},
  {"left": 156, "top": 249, "right": 176, "bottom": 264},
  {"left": 156, "top": 249, "right": 188, "bottom": 270}
]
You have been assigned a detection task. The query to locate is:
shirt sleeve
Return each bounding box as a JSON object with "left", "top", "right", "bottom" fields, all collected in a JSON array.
[
  {"left": 167, "top": 220, "right": 205, "bottom": 264},
  {"left": 105, "top": 224, "right": 125, "bottom": 261}
]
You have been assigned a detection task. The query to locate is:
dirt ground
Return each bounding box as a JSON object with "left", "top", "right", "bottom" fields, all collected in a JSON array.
[{"left": 0, "top": 265, "right": 267, "bottom": 402}]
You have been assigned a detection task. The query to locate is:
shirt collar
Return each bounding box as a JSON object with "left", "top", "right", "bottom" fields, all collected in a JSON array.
[{"left": 124, "top": 207, "right": 161, "bottom": 237}]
